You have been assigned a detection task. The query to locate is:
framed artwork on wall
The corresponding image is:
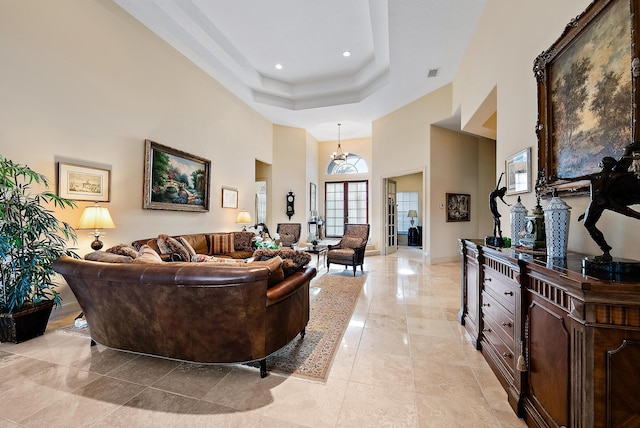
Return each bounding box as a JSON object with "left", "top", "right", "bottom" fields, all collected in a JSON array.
[
  {"left": 505, "top": 148, "right": 531, "bottom": 195},
  {"left": 143, "top": 139, "right": 211, "bottom": 212},
  {"left": 221, "top": 187, "right": 238, "bottom": 209},
  {"left": 446, "top": 193, "right": 470, "bottom": 222},
  {"left": 57, "top": 162, "right": 111, "bottom": 202},
  {"left": 533, "top": 0, "right": 638, "bottom": 195},
  {"left": 310, "top": 182, "right": 317, "bottom": 212}
]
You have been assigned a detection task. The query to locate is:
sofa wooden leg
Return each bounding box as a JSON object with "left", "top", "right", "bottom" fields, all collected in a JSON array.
[
  {"left": 90, "top": 339, "right": 96, "bottom": 347},
  {"left": 259, "top": 359, "right": 267, "bottom": 378},
  {"left": 300, "top": 327, "right": 306, "bottom": 338}
]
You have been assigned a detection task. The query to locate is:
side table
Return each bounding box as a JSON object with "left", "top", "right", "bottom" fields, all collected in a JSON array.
[{"left": 300, "top": 246, "right": 327, "bottom": 269}]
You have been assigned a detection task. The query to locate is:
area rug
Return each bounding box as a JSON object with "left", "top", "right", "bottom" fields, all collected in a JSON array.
[{"left": 57, "top": 271, "right": 365, "bottom": 382}]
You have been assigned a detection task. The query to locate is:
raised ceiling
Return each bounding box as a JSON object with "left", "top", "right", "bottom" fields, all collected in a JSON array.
[{"left": 113, "top": 0, "right": 487, "bottom": 141}]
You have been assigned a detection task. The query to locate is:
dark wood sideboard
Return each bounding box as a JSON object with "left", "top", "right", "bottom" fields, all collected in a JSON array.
[{"left": 459, "top": 239, "right": 640, "bottom": 428}]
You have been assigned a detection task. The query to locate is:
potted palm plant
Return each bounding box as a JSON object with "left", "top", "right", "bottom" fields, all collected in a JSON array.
[{"left": 0, "top": 155, "right": 78, "bottom": 343}]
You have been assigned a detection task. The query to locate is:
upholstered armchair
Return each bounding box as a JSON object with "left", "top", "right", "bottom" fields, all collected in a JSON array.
[
  {"left": 277, "top": 223, "right": 301, "bottom": 248},
  {"left": 326, "top": 224, "right": 370, "bottom": 276}
]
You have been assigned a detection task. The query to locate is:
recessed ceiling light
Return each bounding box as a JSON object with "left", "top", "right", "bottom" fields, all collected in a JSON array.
[
  {"left": 342, "top": 51, "right": 351, "bottom": 57},
  {"left": 275, "top": 64, "right": 283, "bottom": 70}
]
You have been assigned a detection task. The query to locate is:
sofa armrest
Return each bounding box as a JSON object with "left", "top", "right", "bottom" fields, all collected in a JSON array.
[{"left": 266, "top": 267, "right": 317, "bottom": 306}]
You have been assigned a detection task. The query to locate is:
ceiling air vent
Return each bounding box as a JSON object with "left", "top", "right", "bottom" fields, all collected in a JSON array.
[{"left": 427, "top": 68, "right": 439, "bottom": 78}]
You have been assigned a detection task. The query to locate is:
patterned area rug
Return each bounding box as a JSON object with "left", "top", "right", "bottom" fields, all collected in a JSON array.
[{"left": 57, "top": 271, "right": 365, "bottom": 382}]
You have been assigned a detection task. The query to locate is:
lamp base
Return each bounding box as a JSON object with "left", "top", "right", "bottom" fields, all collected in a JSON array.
[{"left": 91, "top": 238, "right": 104, "bottom": 251}]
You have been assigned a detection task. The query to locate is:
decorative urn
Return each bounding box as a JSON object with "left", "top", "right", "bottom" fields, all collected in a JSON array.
[
  {"left": 543, "top": 190, "right": 572, "bottom": 258},
  {"left": 510, "top": 196, "right": 527, "bottom": 246}
]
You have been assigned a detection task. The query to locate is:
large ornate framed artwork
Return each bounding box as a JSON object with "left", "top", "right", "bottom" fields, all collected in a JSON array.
[
  {"left": 533, "top": 0, "right": 639, "bottom": 195},
  {"left": 143, "top": 140, "right": 211, "bottom": 212}
]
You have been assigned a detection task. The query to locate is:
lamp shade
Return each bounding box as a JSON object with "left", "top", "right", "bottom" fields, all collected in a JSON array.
[
  {"left": 236, "top": 209, "right": 252, "bottom": 224},
  {"left": 77, "top": 204, "right": 115, "bottom": 230},
  {"left": 407, "top": 210, "right": 418, "bottom": 218}
]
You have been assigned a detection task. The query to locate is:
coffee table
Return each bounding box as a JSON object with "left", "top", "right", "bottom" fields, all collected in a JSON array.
[{"left": 300, "top": 246, "right": 327, "bottom": 269}]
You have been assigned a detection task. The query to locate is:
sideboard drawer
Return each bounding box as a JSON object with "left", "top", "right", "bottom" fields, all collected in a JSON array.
[
  {"left": 484, "top": 269, "right": 517, "bottom": 313},
  {"left": 482, "top": 315, "right": 516, "bottom": 379},
  {"left": 482, "top": 292, "right": 515, "bottom": 346}
]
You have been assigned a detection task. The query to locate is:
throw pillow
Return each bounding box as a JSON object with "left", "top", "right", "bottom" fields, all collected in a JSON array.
[
  {"left": 210, "top": 233, "right": 234, "bottom": 255},
  {"left": 84, "top": 251, "right": 133, "bottom": 263},
  {"left": 156, "top": 234, "right": 173, "bottom": 254},
  {"left": 233, "top": 231, "right": 254, "bottom": 251},
  {"left": 279, "top": 233, "right": 296, "bottom": 247},
  {"left": 251, "top": 255, "right": 284, "bottom": 287},
  {"left": 179, "top": 234, "right": 209, "bottom": 254},
  {"left": 178, "top": 236, "right": 197, "bottom": 258},
  {"left": 133, "top": 245, "right": 164, "bottom": 263},
  {"left": 106, "top": 243, "right": 139, "bottom": 259},
  {"left": 341, "top": 236, "right": 365, "bottom": 250}
]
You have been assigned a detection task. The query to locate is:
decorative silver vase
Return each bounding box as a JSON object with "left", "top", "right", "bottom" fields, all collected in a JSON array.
[
  {"left": 543, "top": 192, "right": 571, "bottom": 258},
  {"left": 510, "top": 196, "right": 527, "bottom": 245}
]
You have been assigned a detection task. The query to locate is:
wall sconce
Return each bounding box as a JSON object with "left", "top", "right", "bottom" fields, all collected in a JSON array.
[
  {"left": 77, "top": 203, "right": 115, "bottom": 250},
  {"left": 407, "top": 209, "right": 418, "bottom": 228},
  {"left": 236, "top": 209, "right": 253, "bottom": 231}
]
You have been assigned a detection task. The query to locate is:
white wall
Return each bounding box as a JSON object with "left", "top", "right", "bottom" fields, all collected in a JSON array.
[{"left": 0, "top": 0, "right": 273, "bottom": 312}]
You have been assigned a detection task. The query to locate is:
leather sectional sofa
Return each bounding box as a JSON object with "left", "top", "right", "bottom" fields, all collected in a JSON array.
[{"left": 53, "top": 236, "right": 316, "bottom": 377}]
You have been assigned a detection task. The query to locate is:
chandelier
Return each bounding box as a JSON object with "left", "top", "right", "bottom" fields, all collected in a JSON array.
[{"left": 330, "top": 123, "right": 349, "bottom": 164}]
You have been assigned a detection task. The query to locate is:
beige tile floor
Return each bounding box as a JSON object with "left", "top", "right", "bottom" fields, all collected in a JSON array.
[{"left": 0, "top": 248, "right": 527, "bottom": 427}]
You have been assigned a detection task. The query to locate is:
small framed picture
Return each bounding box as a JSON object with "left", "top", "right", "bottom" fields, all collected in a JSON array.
[
  {"left": 222, "top": 187, "right": 238, "bottom": 209},
  {"left": 58, "top": 162, "right": 111, "bottom": 202},
  {"left": 505, "top": 148, "right": 531, "bottom": 195},
  {"left": 446, "top": 193, "right": 471, "bottom": 222}
]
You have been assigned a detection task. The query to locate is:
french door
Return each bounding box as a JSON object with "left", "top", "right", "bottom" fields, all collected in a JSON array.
[
  {"left": 385, "top": 179, "right": 397, "bottom": 254},
  {"left": 325, "top": 180, "right": 368, "bottom": 237}
]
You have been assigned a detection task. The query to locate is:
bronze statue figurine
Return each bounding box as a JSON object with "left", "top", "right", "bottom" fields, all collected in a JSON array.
[
  {"left": 572, "top": 141, "right": 640, "bottom": 259},
  {"left": 489, "top": 172, "right": 511, "bottom": 238}
]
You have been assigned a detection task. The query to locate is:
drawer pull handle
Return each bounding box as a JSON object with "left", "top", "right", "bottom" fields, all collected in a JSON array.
[
  {"left": 482, "top": 303, "right": 490, "bottom": 307},
  {"left": 502, "top": 322, "right": 512, "bottom": 327},
  {"left": 504, "top": 291, "right": 514, "bottom": 296},
  {"left": 485, "top": 277, "right": 492, "bottom": 282},
  {"left": 482, "top": 328, "right": 492, "bottom": 333},
  {"left": 502, "top": 352, "right": 512, "bottom": 358}
]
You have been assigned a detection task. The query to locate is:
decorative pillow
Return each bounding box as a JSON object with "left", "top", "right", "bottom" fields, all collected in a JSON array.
[
  {"left": 157, "top": 234, "right": 190, "bottom": 262},
  {"left": 251, "top": 256, "right": 284, "bottom": 287},
  {"left": 145, "top": 239, "right": 162, "bottom": 255},
  {"left": 106, "top": 244, "right": 139, "bottom": 259},
  {"left": 233, "top": 231, "right": 254, "bottom": 252},
  {"left": 210, "top": 233, "right": 234, "bottom": 255},
  {"left": 279, "top": 233, "right": 296, "bottom": 247},
  {"left": 84, "top": 251, "right": 133, "bottom": 263},
  {"left": 178, "top": 236, "right": 197, "bottom": 258},
  {"left": 132, "top": 245, "right": 164, "bottom": 263},
  {"left": 341, "top": 236, "right": 365, "bottom": 250},
  {"left": 156, "top": 234, "right": 173, "bottom": 254}
]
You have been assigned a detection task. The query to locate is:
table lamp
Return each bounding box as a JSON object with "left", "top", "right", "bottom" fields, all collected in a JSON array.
[
  {"left": 407, "top": 209, "right": 418, "bottom": 227},
  {"left": 236, "top": 209, "right": 252, "bottom": 231},
  {"left": 77, "top": 203, "right": 115, "bottom": 250}
]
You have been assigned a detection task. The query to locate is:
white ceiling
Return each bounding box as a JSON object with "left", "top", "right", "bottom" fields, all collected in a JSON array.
[{"left": 113, "top": 0, "right": 487, "bottom": 141}]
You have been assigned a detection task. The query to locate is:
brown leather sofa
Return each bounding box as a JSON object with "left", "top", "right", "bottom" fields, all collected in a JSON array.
[{"left": 52, "top": 256, "right": 316, "bottom": 377}]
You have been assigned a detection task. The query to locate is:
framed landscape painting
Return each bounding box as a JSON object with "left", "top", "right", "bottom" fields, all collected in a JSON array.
[
  {"left": 143, "top": 140, "right": 211, "bottom": 212},
  {"left": 533, "top": 0, "right": 638, "bottom": 194},
  {"left": 58, "top": 162, "right": 110, "bottom": 202}
]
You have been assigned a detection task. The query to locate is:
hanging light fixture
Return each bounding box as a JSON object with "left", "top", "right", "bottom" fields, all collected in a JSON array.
[{"left": 330, "top": 123, "right": 349, "bottom": 165}]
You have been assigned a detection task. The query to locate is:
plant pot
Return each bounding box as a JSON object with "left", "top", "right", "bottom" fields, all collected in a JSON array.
[{"left": 0, "top": 300, "right": 54, "bottom": 343}]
